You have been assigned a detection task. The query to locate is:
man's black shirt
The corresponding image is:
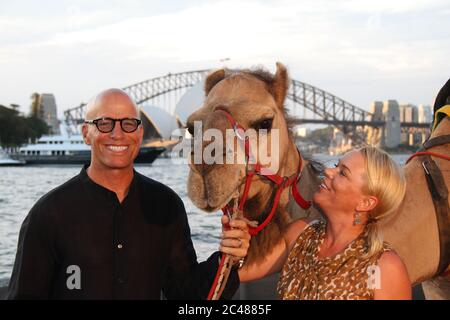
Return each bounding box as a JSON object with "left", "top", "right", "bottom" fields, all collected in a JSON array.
[{"left": 7, "top": 166, "right": 239, "bottom": 299}]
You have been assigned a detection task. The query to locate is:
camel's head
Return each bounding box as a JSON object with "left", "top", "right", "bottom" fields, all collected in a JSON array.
[{"left": 186, "top": 63, "right": 294, "bottom": 214}]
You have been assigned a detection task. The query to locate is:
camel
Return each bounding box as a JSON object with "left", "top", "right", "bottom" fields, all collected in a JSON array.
[
  {"left": 186, "top": 63, "right": 322, "bottom": 266},
  {"left": 185, "top": 63, "right": 449, "bottom": 299},
  {"left": 385, "top": 115, "right": 450, "bottom": 299}
]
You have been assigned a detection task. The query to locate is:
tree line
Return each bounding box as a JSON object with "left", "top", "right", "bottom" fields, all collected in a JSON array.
[{"left": 0, "top": 105, "right": 49, "bottom": 148}]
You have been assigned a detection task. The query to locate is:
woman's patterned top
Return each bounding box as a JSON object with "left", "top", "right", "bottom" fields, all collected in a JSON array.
[{"left": 277, "top": 221, "right": 391, "bottom": 300}]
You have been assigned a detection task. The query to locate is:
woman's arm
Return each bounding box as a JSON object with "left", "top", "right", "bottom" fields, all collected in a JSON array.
[
  {"left": 373, "top": 251, "right": 412, "bottom": 300},
  {"left": 238, "top": 219, "right": 310, "bottom": 282}
]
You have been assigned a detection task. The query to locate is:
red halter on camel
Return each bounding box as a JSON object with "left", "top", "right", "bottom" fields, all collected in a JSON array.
[
  {"left": 207, "top": 109, "right": 312, "bottom": 300},
  {"left": 218, "top": 109, "right": 311, "bottom": 236}
]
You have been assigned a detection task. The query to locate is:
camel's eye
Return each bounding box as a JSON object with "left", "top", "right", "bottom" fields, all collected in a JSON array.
[
  {"left": 186, "top": 124, "right": 194, "bottom": 136},
  {"left": 256, "top": 118, "right": 273, "bottom": 131}
]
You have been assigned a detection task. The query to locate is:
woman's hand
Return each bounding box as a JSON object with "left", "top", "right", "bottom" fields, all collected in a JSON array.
[{"left": 219, "top": 215, "right": 251, "bottom": 266}]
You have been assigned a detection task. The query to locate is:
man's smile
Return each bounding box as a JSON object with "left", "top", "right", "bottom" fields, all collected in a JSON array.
[{"left": 105, "top": 145, "right": 129, "bottom": 152}]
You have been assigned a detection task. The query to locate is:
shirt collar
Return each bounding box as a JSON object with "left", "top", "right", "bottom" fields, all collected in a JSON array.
[{"left": 79, "top": 165, "right": 140, "bottom": 203}]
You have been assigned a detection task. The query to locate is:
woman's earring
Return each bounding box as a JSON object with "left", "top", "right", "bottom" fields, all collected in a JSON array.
[{"left": 354, "top": 212, "right": 361, "bottom": 225}]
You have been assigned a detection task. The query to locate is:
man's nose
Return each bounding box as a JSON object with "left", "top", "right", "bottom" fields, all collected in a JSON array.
[{"left": 110, "top": 121, "right": 125, "bottom": 138}]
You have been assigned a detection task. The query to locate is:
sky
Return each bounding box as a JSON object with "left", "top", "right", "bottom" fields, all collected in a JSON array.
[{"left": 1, "top": 0, "right": 449, "bottom": 118}]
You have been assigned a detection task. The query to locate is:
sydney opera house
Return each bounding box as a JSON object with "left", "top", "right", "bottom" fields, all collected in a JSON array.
[{"left": 138, "top": 80, "right": 204, "bottom": 149}]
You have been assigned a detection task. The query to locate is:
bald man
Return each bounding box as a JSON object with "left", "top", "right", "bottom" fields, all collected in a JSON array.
[{"left": 7, "top": 89, "right": 250, "bottom": 300}]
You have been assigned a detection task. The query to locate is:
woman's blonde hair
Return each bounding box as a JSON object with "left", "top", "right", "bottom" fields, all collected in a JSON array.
[{"left": 359, "top": 146, "right": 406, "bottom": 258}]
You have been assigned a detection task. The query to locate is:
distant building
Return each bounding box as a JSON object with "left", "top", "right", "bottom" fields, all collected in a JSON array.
[
  {"left": 418, "top": 104, "right": 432, "bottom": 124},
  {"left": 366, "top": 101, "right": 384, "bottom": 146},
  {"left": 369, "top": 101, "right": 384, "bottom": 121},
  {"left": 398, "top": 104, "right": 407, "bottom": 144},
  {"left": 417, "top": 104, "right": 433, "bottom": 144},
  {"left": 402, "top": 104, "right": 418, "bottom": 123},
  {"left": 400, "top": 103, "right": 420, "bottom": 145},
  {"left": 366, "top": 100, "right": 401, "bottom": 148},
  {"left": 329, "top": 128, "right": 352, "bottom": 155},
  {"left": 399, "top": 104, "right": 406, "bottom": 123},
  {"left": 367, "top": 99, "right": 430, "bottom": 149},
  {"left": 382, "top": 100, "right": 401, "bottom": 149},
  {"left": 30, "top": 93, "right": 60, "bottom": 135}
]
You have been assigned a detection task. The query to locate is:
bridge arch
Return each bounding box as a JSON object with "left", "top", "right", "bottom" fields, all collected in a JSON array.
[{"left": 64, "top": 69, "right": 374, "bottom": 133}]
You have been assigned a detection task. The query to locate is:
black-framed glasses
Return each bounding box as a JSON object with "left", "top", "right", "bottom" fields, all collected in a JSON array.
[{"left": 84, "top": 117, "right": 142, "bottom": 133}]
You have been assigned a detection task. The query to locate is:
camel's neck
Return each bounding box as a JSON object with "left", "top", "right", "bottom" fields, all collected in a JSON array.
[
  {"left": 243, "top": 137, "right": 303, "bottom": 220},
  {"left": 280, "top": 139, "right": 302, "bottom": 177}
]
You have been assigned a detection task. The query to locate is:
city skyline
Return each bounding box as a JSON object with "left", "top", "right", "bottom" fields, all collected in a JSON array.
[{"left": 1, "top": 0, "right": 449, "bottom": 117}]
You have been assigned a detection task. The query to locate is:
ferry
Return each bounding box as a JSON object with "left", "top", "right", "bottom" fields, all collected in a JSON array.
[{"left": 8, "top": 126, "right": 165, "bottom": 165}]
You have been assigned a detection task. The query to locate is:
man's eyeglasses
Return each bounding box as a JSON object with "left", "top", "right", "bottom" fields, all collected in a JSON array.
[{"left": 84, "top": 117, "right": 142, "bottom": 133}]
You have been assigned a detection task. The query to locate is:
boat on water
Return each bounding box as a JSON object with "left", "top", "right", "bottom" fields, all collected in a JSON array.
[
  {"left": 8, "top": 126, "right": 165, "bottom": 165},
  {"left": 0, "top": 148, "right": 25, "bottom": 166}
]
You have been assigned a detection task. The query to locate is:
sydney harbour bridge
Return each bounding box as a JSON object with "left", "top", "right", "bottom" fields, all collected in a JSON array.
[{"left": 63, "top": 69, "right": 430, "bottom": 146}]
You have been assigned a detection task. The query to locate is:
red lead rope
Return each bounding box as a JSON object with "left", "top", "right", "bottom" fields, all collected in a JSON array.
[
  {"left": 207, "top": 158, "right": 308, "bottom": 299},
  {"left": 222, "top": 150, "right": 311, "bottom": 237},
  {"left": 207, "top": 110, "right": 312, "bottom": 300},
  {"left": 207, "top": 252, "right": 227, "bottom": 300},
  {"left": 406, "top": 151, "right": 450, "bottom": 164}
]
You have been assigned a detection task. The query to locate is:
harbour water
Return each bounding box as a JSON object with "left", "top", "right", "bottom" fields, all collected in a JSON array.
[{"left": 0, "top": 154, "right": 411, "bottom": 288}]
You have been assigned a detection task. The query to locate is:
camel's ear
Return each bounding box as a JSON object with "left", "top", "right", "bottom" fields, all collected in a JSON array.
[
  {"left": 204, "top": 69, "right": 226, "bottom": 97},
  {"left": 272, "top": 62, "right": 290, "bottom": 109}
]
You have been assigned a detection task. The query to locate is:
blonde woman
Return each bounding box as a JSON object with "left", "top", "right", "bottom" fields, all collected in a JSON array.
[{"left": 238, "top": 146, "right": 411, "bottom": 300}]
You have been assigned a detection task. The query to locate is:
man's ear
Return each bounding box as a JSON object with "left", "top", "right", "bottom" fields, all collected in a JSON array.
[
  {"left": 82, "top": 124, "right": 91, "bottom": 145},
  {"left": 138, "top": 123, "right": 144, "bottom": 144},
  {"left": 356, "top": 195, "right": 378, "bottom": 212}
]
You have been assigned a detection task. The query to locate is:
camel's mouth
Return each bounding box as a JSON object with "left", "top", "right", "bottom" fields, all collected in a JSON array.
[
  {"left": 187, "top": 165, "right": 244, "bottom": 213},
  {"left": 198, "top": 178, "right": 243, "bottom": 212},
  {"left": 202, "top": 191, "right": 240, "bottom": 212}
]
